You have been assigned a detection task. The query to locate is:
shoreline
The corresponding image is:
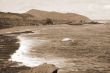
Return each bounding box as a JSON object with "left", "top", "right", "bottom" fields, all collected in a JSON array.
[
  {"left": 0, "top": 30, "right": 35, "bottom": 72},
  {"left": 0, "top": 35, "right": 19, "bottom": 68},
  {"left": 0, "top": 25, "right": 110, "bottom": 73},
  {"left": 0, "top": 31, "right": 59, "bottom": 73}
]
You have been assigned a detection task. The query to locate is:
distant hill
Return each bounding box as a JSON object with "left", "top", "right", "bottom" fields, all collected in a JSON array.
[
  {"left": 0, "top": 12, "right": 34, "bottom": 19},
  {"left": 26, "top": 9, "right": 90, "bottom": 22},
  {"left": 0, "top": 9, "right": 91, "bottom": 29},
  {"left": 0, "top": 12, "right": 36, "bottom": 28}
]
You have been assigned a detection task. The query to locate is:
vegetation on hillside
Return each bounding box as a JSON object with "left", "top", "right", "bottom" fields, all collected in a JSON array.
[{"left": 0, "top": 10, "right": 91, "bottom": 29}]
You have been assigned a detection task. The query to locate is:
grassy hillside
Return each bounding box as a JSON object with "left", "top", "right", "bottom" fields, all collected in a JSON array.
[
  {"left": 0, "top": 10, "right": 91, "bottom": 29},
  {"left": 26, "top": 9, "right": 90, "bottom": 22}
]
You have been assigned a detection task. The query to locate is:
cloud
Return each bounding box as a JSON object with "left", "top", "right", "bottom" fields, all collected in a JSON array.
[{"left": 104, "top": 5, "right": 110, "bottom": 9}]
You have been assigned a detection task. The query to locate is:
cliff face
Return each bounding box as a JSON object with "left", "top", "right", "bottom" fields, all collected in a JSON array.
[{"left": 0, "top": 10, "right": 90, "bottom": 29}]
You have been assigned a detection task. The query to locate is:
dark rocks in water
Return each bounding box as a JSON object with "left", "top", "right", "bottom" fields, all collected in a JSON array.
[
  {"left": 0, "top": 64, "right": 58, "bottom": 73},
  {"left": 0, "top": 66, "right": 30, "bottom": 73},
  {"left": 0, "top": 35, "right": 19, "bottom": 55},
  {"left": 19, "top": 63, "right": 58, "bottom": 73},
  {"left": 0, "top": 35, "right": 19, "bottom": 68},
  {"left": 2, "top": 64, "right": 58, "bottom": 73}
]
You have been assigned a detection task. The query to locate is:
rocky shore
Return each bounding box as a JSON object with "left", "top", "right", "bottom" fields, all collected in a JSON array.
[
  {"left": 0, "top": 32, "right": 58, "bottom": 73},
  {"left": 0, "top": 35, "right": 19, "bottom": 68},
  {"left": 0, "top": 24, "right": 110, "bottom": 73}
]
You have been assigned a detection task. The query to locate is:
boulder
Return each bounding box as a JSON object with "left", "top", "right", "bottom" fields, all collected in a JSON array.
[
  {"left": 61, "top": 38, "right": 77, "bottom": 46},
  {"left": 19, "top": 63, "right": 58, "bottom": 73}
]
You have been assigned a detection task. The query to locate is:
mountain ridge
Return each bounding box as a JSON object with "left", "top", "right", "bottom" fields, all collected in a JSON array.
[
  {"left": 0, "top": 9, "right": 91, "bottom": 28},
  {"left": 25, "top": 9, "right": 90, "bottom": 21}
]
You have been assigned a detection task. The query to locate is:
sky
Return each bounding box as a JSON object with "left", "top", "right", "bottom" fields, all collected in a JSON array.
[{"left": 0, "top": 0, "right": 110, "bottom": 20}]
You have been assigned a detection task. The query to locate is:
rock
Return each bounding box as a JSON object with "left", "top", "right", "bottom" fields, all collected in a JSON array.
[
  {"left": 61, "top": 38, "right": 72, "bottom": 42},
  {"left": 61, "top": 38, "right": 77, "bottom": 46},
  {"left": 19, "top": 63, "right": 58, "bottom": 73}
]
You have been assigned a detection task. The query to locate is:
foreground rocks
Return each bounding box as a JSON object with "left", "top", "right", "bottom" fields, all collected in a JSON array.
[
  {"left": 0, "top": 35, "right": 19, "bottom": 68},
  {"left": 19, "top": 63, "right": 58, "bottom": 73},
  {"left": 0, "top": 64, "right": 58, "bottom": 73}
]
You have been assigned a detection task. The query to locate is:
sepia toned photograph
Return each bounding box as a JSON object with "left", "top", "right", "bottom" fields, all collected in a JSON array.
[{"left": 0, "top": 0, "right": 110, "bottom": 73}]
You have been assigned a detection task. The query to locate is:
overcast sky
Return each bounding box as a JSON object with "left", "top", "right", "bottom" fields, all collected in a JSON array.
[{"left": 0, "top": 0, "right": 110, "bottom": 20}]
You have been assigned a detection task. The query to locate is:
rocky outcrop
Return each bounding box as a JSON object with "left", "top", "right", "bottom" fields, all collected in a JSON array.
[
  {"left": 0, "top": 63, "right": 58, "bottom": 73},
  {"left": 19, "top": 63, "right": 58, "bottom": 73}
]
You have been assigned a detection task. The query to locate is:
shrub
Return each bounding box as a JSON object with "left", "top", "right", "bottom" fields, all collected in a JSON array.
[{"left": 44, "top": 18, "right": 53, "bottom": 25}]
